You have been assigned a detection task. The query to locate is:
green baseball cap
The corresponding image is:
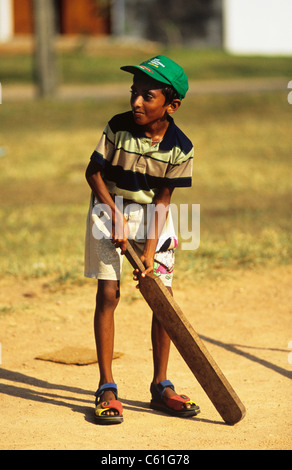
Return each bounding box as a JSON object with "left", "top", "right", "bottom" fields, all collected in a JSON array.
[{"left": 120, "top": 55, "right": 189, "bottom": 100}]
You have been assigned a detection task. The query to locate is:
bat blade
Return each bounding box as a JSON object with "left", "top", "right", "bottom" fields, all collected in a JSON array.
[{"left": 125, "top": 240, "right": 246, "bottom": 425}]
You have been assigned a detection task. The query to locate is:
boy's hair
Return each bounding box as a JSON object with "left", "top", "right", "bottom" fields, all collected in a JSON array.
[{"left": 161, "top": 84, "right": 180, "bottom": 105}]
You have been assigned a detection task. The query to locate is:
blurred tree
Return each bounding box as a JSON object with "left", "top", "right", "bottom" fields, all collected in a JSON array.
[
  {"left": 145, "top": 0, "right": 222, "bottom": 47},
  {"left": 33, "top": 0, "right": 58, "bottom": 97}
]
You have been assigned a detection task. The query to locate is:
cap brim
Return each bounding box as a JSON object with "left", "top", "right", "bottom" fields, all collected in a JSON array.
[{"left": 120, "top": 65, "right": 171, "bottom": 87}]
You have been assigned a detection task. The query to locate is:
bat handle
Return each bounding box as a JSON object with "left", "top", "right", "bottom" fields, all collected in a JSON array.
[{"left": 124, "top": 240, "right": 146, "bottom": 273}]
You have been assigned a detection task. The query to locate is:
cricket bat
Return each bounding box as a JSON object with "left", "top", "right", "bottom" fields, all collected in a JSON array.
[{"left": 125, "top": 240, "right": 246, "bottom": 425}]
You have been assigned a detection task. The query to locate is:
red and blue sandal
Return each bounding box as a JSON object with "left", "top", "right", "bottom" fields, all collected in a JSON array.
[
  {"left": 94, "top": 382, "right": 123, "bottom": 425},
  {"left": 150, "top": 380, "right": 200, "bottom": 418}
]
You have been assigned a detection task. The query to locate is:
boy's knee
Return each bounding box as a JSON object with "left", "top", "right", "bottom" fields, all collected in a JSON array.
[{"left": 96, "top": 280, "right": 120, "bottom": 311}]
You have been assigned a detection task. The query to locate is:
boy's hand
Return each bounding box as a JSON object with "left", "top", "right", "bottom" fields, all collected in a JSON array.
[
  {"left": 132, "top": 254, "right": 154, "bottom": 289},
  {"left": 112, "top": 215, "right": 129, "bottom": 254},
  {"left": 140, "top": 254, "right": 154, "bottom": 277}
]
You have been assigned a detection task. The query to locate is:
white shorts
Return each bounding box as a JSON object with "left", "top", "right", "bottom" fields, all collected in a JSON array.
[{"left": 84, "top": 195, "right": 176, "bottom": 287}]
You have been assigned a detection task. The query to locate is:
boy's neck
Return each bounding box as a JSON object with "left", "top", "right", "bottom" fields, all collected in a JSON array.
[{"left": 143, "top": 116, "right": 170, "bottom": 141}]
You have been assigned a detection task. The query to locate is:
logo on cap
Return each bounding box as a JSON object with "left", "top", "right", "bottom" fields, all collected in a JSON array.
[{"left": 149, "top": 58, "right": 165, "bottom": 68}]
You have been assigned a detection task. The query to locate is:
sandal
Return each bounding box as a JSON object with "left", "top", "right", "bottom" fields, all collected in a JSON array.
[
  {"left": 94, "top": 382, "right": 123, "bottom": 425},
  {"left": 150, "top": 380, "right": 200, "bottom": 418}
]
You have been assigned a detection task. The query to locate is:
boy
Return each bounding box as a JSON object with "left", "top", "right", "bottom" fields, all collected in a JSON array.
[{"left": 85, "top": 55, "right": 200, "bottom": 424}]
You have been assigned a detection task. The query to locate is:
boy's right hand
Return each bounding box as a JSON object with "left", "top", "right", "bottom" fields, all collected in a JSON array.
[
  {"left": 111, "top": 215, "right": 129, "bottom": 254},
  {"left": 132, "top": 253, "right": 154, "bottom": 289}
]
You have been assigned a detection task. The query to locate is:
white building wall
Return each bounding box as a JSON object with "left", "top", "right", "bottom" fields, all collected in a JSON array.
[
  {"left": 0, "top": 0, "right": 13, "bottom": 42},
  {"left": 224, "top": 0, "right": 292, "bottom": 55}
]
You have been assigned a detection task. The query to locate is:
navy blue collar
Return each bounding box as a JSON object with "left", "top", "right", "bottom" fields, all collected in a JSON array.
[{"left": 159, "top": 116, "right": 176, "bottom": 151}]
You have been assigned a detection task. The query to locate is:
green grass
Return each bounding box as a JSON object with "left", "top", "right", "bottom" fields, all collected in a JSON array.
[
  {"left": 1, "top": 47, "right": 292, "bottom": 85},
  {"left": 0, "top": 59, "right": 291, "bottom": 282}
]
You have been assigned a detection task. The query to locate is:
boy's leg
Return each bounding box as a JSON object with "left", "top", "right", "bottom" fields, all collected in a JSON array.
[
  {"left": 151, "top": 286, "right": 191, "bottom": 409},
  {"left": 94, "top": 279, "right": 120, "bottom": 414},
  {"left": 151, "top": 286, "right": 173, "bottom": 385}
]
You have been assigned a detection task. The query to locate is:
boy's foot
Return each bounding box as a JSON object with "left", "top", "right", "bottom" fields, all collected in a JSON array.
[
  {"left": 150, "top": 380, "right": 200, "bottom": 417},
  {"left": 94, "top": 383, "right": 123, "bottom": 425},
  {"left": 160, "top": 384, "right": 192, "bottom": 408},
  {"left": 98, "top": 390, "right": 118, "bottom": 415}
]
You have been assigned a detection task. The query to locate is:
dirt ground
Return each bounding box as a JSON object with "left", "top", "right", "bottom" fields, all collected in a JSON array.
[{"left": 0, "top": 265, "right": 291, "bottom": 451}]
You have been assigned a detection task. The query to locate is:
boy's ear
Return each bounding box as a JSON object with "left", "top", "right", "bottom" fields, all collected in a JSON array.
[{"left": 167, "top": 99, "right": 181, "bottom": 115}]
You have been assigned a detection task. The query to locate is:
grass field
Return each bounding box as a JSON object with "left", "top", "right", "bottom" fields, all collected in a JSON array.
[
  {"left": 1, "top": 46, "right": 292, "bottom": 85},
  {"left": 0, "top": 48, "right": 291, "bottom": 285}
]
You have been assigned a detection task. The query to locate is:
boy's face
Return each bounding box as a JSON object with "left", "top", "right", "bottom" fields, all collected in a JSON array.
[{"left": 130, "top": 75, "right": 180, "bottom": 129}]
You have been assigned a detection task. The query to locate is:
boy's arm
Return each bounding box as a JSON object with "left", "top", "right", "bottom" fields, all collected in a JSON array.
[
  {"left": 85, "top": 161, "right": 129, "bottom": 253},
  {"left": 140, "top": 186, "right": 174, "bottom": 278}
]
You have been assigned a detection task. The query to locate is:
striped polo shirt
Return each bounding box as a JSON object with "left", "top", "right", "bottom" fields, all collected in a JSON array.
[{"left": 90, "top": 111, "right": 193, "bottom": 204}]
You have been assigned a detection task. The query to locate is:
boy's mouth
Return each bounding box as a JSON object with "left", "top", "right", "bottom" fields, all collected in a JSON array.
[{"left": 132, "top": 110, "right": 145, "bottom": 122}]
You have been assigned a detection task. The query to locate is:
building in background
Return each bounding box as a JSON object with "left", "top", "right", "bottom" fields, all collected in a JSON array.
[
  {"left": 0, "top": 0, "right": 291, "bottom": 55},
  {"left": 0, "top": 0, "right": 222, "bottom": 47},
  {"left": 0, "top": 0, "right": 110, "bottom": 40},
  {"left": 0, "top": 0, "right": 13, "bottom": 41},
  {"left": 224, "top": 0, "right": 292, "bottom": 55}
]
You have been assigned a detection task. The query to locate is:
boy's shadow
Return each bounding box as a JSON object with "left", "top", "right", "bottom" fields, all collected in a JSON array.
[
  {"left": 0, "top": 367, "right": 96, "bottom": 423},
  {"left": 0, "top": 367, "right": 221, "bottom": 425}
]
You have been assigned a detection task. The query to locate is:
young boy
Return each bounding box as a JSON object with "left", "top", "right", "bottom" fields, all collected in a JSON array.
[{"left": 85, "top": 55, "right": 200, "bottom": 424}]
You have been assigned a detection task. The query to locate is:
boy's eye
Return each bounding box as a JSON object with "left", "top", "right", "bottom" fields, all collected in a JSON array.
[
  {"left": 130, "top": 89, "right": 153, "bottom": 101},
  {"left": 144, "top": 93, "right": 153, "bottom": 101}
]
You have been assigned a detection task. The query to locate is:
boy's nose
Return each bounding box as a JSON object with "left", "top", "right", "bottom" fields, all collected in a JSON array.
[{"left": 132, "top": 94, "right": 143, "bottom": 108}]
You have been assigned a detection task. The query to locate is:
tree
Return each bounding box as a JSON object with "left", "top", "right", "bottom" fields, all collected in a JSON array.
[{"left": 33, "top": 0, "right": 58, "bottom": 97}]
